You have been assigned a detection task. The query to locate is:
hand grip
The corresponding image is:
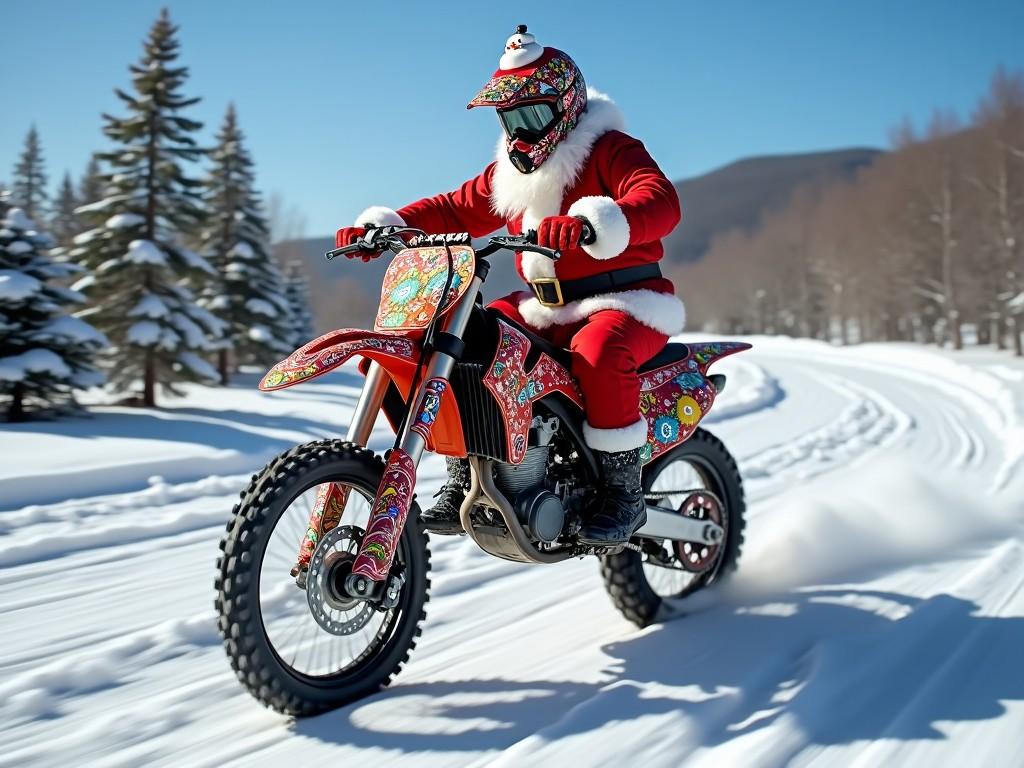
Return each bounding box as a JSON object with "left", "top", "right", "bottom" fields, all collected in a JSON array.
[
  {"left": 574, "top": 216, "right": 596, "bottom": 246},
  {"left": 521, "top": 230, "right": 561, "bottom": 260}
]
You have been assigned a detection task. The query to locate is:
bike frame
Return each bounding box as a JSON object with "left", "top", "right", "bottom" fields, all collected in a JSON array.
[{"left": 260, "top": 230, "right": 751, "bottom": 593}]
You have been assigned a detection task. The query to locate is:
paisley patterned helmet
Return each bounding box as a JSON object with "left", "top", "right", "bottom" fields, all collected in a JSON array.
[{"left": 468, "top": 25, "right": 587, "bottom": 174}]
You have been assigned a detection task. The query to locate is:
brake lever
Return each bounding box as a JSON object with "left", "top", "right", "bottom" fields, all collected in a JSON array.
[{"left": 326, "top": 226, "right": 402, "bottom": 261}]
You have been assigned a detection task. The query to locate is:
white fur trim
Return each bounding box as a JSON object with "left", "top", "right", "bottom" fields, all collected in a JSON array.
[
  {"left": 520, "top": 250, "right": 557, "bottom": 281},
  {"left": 518, "top": 289, "right": 685, "bottom": 337},
  {"left": 567, "top": 196, "right": 630, "bottom": 260},
  {"left": 583, "top": 418, "right": 649, "bottom": 452},
  {"left": 490, "top": 89, "right": 625, "bottom": 228},
  {"left": 354, "top": 206, "right": 406, "bottom": 228}
]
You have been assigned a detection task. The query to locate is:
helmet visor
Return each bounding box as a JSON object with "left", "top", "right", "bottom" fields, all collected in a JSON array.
[{"left": 498, "top": 100, "right": 560, "bottom": 144}]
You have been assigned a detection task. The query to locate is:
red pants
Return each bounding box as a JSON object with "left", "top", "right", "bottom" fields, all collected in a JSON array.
[{"left": 488, "top": 292, "right": 668, "bottom": 442}]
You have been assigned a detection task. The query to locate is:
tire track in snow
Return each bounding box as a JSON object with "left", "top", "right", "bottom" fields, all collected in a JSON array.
[{"left": 738, "top": 371, "right": 912, "bottom": 500}]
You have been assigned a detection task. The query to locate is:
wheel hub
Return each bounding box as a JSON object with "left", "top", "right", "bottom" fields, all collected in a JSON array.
[
  {"left": 675, "top": 491, "right": 725, "bottom": 573},
  {"left": 305, "top": 525, "right": 377, "bottom": 635}
]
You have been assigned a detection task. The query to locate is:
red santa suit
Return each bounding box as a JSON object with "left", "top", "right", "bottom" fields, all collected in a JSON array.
[{"left": 354, "top": 92, "right": 684, "bottom": 451}]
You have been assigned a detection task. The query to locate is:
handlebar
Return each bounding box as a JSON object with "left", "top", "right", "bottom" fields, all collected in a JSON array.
[
  {"left": 325, "top": 218, "right": 596, "bottom": 263},
  {"left": 476, "top": 231, "right": 560, "bottom": 261},
  {"left": 324, "top": 226, "right": 421, "bottom": 261}
]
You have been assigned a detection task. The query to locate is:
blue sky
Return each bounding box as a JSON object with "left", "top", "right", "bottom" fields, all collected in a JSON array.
[{"left": 2, "top": 0, "right": 1023, "bottom": 236}]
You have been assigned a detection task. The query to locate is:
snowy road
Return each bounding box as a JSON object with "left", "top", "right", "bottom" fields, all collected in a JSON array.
[{"left": 1, "top": 338, "right": 1022, "bottom": 767}]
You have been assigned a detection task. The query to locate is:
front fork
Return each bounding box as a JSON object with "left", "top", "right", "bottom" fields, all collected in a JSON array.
[
  {"left": 291, "top": 362, "right": 390, "bottom": 576},
  {"left": 294, "top": 276, "right": 482, "bottom": 592}
]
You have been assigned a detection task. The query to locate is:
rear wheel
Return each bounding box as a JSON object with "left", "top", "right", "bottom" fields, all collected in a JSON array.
[
  {"left": 215, "top": 439, "right": 430, "bottom": 716},
  {"left": 600, "top": 428, "right": 745, "bottom": 627}
]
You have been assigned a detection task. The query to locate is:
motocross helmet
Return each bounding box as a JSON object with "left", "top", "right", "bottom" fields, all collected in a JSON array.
[{"left": 468, "top": 25, "right": 587, "bottom": 174}]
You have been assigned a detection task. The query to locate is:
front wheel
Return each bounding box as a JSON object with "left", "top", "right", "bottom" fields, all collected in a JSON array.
[
  {"left": 600, "top": 428, "right": 745, "bottom": 627},
  {"left": 215, "top": 439, "right": 430, "bottom": 716}
]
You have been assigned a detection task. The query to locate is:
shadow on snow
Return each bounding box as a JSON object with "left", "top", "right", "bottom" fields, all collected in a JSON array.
[{"left": 293, "top": 588, "right": 1024, "bottom": 755}]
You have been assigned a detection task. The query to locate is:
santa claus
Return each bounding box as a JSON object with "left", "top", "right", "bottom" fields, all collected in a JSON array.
[{"left": 335, "top": 25, "right": 683, "bottom": 545}]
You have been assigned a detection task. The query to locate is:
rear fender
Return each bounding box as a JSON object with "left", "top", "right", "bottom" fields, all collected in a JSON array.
[
  {"left": 639, "top": 340, "right": 751, "bottom": 463},
  {"left": 690, "top": 341, "right": 752, "bottom": 375}
]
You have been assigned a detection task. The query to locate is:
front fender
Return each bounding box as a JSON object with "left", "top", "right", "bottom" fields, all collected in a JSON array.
[{"left": 259, "top": 329, "right": 417, "bottom": 392}]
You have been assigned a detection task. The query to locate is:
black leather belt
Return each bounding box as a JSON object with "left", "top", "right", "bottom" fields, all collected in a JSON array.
[{"left": 529, "top": 264, "right": 662, "bottom": 307}]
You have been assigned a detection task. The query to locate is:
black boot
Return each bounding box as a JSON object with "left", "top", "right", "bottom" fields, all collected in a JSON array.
[
  {"left": 421, "top": 457, "right": 469, "bottom": 535},
  {"left": 578, "top": 448, "right": 648, "bottom": 547}
]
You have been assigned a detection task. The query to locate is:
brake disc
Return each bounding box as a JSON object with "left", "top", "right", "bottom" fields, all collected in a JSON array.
[{"left": 305, "top": 525, "right": 377, "bottom": 636}]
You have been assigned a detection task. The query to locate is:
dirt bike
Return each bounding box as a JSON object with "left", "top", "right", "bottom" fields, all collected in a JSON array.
[{"left": 215, "top": 226, "right": 750, "bottom": 716}]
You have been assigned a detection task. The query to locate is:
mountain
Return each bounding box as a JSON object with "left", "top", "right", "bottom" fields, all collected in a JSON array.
[
  {"left": 275, "top": 147, "right": 883, "bottom": 333},
  {"left": 664, "top": 147, "right": 882, "bottom": 264}
]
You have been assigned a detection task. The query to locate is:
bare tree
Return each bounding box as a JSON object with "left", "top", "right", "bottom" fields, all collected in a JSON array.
[{"left": 971, "top": 68, "right": 1024, "bottom": 356}]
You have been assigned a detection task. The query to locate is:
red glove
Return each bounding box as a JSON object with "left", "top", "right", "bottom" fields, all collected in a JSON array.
[
  {"left": 334, "top": 226, "right": 380, "bottom": 262},
  {"left": 536, "top": 215, "right": 585, "bottom": 253}
]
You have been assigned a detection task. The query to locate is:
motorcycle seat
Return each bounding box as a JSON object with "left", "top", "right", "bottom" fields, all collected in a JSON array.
[{"left": 638, "top": 343, "right": 690, "bottom": 373}]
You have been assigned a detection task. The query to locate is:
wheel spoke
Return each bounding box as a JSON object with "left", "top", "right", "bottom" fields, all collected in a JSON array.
[{"left": 256, "top": 479, "right": 406, "bottom": 679}]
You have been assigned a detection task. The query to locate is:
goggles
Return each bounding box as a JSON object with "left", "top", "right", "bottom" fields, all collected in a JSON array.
[{"left": 497, "top": 99, "right": 563, "bottom": 145}]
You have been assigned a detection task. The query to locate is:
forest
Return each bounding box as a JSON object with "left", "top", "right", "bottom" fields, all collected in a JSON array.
[
  {"left": 0, "top": 9, "right": 314, "bottom": 419},
  {"left": 672, "top": 69, "right": 1024, "bottom": 356}
]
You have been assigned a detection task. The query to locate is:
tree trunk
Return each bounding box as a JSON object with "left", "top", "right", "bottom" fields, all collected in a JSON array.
[
  {"left": 950, "top": 310, "right": 963, "bottom": 350},
  {"left": 992, "top": 313, "right": 1005, "bottom": 349},
  {"left": 1010, "top": 316, "right": 1024, "bottom": 357},
  {"left": 218, "top": 348, "right": 230, "bottom": 385},
  {"left": 144, "top": 350, "right": 156, "bottom": 407},
  {"left": 8, "top": 383, "right": 25, "bottom": 422}
]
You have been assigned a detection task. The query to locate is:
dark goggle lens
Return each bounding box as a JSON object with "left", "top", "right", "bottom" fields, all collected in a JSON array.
[{"left": 498, "top": 101, "right": 559, "bottom": 144}]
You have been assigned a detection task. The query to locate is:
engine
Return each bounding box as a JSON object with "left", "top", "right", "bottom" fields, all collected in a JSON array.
[{"left": 492, "top": 416, "right": 565, "bottom": 543}]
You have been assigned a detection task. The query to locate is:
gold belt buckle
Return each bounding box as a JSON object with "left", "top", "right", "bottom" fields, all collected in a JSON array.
[{"left": 531, "top": 278, "right": 564, "bottom": 307}]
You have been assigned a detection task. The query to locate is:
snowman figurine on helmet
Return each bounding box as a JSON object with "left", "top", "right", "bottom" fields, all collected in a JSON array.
[{"left": 336, "top": 25, "right": 684, "bottom": 546}]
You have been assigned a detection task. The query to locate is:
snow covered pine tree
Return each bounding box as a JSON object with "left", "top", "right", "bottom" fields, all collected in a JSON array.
[
  {"left": 198, "top": 104, "right": 291, "bottom": 384},
  {"left": 283, "top": 261, "right": 315, "bottom": 348},
  {"left": 78, "top": 156, "right": 104, "bottom": 212},
  {"left": 0, "top": 202, "right": 106, "bottom": 422},
  {"left": 71, "top": 9, "right": 224, "bottom": 406},
  {"left": 50, "top": 172, "right": 80, "bottom": 249},
  {"left": 11, "top": 126, "right": 48, "bottom": 220}
]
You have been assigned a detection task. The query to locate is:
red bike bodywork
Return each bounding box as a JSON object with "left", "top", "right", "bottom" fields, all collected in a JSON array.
[
  {"left": 262, "top": 243, "right": 750, "bottom": 578},
  {"left": 261, "top": 324, "right": 750, "bottom": 467}
]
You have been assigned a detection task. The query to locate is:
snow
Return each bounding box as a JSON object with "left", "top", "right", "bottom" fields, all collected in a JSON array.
[
  {"left": 72, "top": 228, "right": 104, "bottom": 245},
  {"left": 177, "top": 247, "right": 216, "bottom": 274},
  {"left": 229, "top": 241, "right": 255, "bottom": 259},
  {"left": 126, "top": 320, "right": 162, "bottom": 346},
  {"left": 33, "top": 315, "right": 107, "bottom": 345},
  {"left": 75, "top": 197, "right": 123, "bottom": 215},
  {"left": 184, "top": 302, "right": 227, "bottom": 336},
  {"left": 168, "top": 312, "right": 207, "bottom": 348},
  {"left": 245, "top": 297, "right": 277, "bottom": 317},
  {"left": 5, "top": 240, "right": 33, "bottom": 255},
  {"left": 3, "top": 207, "right": 33, "bottom": 230},
  {"left": 106, "top": 213, "right": 145, "bottom": 229},
  {"left": 248, "top": 325, "right": 272, "bottom": 342},
  {"left": 0, "top": 339, "right": 1022, "bottom": 766},
  {"left": 0, "top": 348, "right": 72, "bottom": 382},
  {"left": 71, "top": 275, "right": 96, "bottom": 292},
  {"left": 177, "top": 352, "right": 218, "bottom": 381},
  {"left": 125, "top": 239, "right": 167, "bottom": 266},
  {"left": 128, "top": 294, "right": 170, "bottom": 319},
  {"left": 0, "top": 270, "right": 41, "bottom": 301}
]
